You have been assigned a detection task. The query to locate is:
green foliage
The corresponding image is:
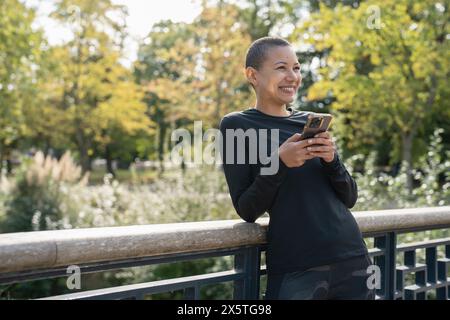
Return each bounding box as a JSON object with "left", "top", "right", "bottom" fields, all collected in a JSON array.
[
  {"left": 0, "top": 0, "right": 44, "bottom": 172},
  {"left": 296, "top": 0, "right": 450, "bottom": 171},
  {"left": 136, "top": 2, "right": 254, "bottom": 133},
  {"left": 349, "top": 128, "right": 449, "bottom": 211},
  {"left": 32, "top": 0, "right": 154, "bottom": 172}
]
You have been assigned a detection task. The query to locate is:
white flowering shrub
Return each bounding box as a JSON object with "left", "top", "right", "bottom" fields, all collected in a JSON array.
[
  {"left": 0, "top": 151, "right": 88, "bottom": 233},
  {"left": 67, "top": 165, "right": 235, "bottom": 229}
]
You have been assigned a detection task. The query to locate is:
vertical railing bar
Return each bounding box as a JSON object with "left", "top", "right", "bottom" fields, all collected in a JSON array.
[
  {"left": 233, "top": 246, "right": 260, "bottom": 300},
  {"left": 374, "top": 235, "right": 386, "bottom": 299},
  {"left": 416, "top": 270, "right": 426, "bottom": 286},
  {"left": 395, "top": 268, "right": 404, "bottom": 300},
  {"left": 384, "top": 232, "right": 397, "bottom": 300},
  {"left": 404, "top": 250, "right": 416, "bottom": 267},
  {"left": 233, "top": 248, "right": 246, "bottom": 299},
  {"left": 184, "top": 286, "right": 200, "bottom": 300},
  {"left": 374, "top": 232, "right": 397, "bottom": 300},
  {"left": 249, "top": 246, "right": 261, "bottom": 300},
  {"left": 426, "top": 247, "right": 437, "bottom": 283}
]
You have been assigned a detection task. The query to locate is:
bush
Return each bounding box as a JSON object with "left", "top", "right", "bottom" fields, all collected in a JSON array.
[
  {"left": 0, "top": 151, "right": 88, "bottom": 233},
  {"left": 349, "top": 128, "right": 449, "bottom": 211}
]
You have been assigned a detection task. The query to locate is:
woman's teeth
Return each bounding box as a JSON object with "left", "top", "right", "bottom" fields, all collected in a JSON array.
[{"left": 280, "top": 87, "right": 295, "bottom": 94}]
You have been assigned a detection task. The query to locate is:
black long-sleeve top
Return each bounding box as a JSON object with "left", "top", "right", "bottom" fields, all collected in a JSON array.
[{"left": 219, "top": 107, "right": 368, "bottom": 275}]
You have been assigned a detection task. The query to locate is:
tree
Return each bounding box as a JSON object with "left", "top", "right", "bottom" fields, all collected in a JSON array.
[
  {"left": 288, "top": 1, "right": 366, "bottom": 112},
  {"left": 45, "top": 0, "right": 152, "bottom": 173},
  {"left": 295, "top": 0, "right": 449, "bottom": 193},
  {"left": 93, "top": 79, "right": 153, "bottom": 176},
  {"left": 147, "top": 3, "right": 254, "bottom": 127},
  {"left": 135, "top": 3, "right": 254, "bottom": 171},
  {"left": 238, "top": 0, "right": 303, "bottom": 40},
  {"left": 190, "top": 2, "right": 254, "bottom": 126},
  {"left": 24, "top": 46, "right": 72, "bottom": 158},
  {"left": 0, "top": 0, "right": 43, "bottom": 174},
  {"left": 134, "top": 20, "right": 195, "bottom": 171}
]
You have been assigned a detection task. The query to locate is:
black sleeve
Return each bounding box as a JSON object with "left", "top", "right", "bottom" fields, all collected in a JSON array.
[
  {"left": 320, "top": 153, "right": 358, "bottom": 208},
  {"left": 219, "top": 116, "right": 289, "bottom": 223}
]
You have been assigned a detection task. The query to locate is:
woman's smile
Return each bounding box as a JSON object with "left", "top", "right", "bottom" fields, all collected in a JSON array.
[{"left": 279, "top": 85, "right": 297, "bottom": 95}]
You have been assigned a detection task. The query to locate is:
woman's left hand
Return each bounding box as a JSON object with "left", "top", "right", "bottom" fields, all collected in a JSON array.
[{"left": 305, "top": 131, "right": 336, "bottom": 163}]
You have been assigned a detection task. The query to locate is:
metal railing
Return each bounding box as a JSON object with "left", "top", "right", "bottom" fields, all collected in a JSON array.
[{"left": 0, "top": 206, "right": 449, "bottom": 300}]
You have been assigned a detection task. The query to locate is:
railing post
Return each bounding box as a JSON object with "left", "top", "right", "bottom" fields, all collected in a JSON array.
[
  {"left": 233, "top": 246, "right": 261, "bottom": 300},
  {"left": 184, "top": 286, "right": 200, "bottom": 300},
  {"left": 374, "top": 232, "right": 397, "bottom": 300}
]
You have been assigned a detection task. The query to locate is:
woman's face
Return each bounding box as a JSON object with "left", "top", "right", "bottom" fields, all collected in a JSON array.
[{"left": 250, "top": 45, "right": 302, "bottom": 106}]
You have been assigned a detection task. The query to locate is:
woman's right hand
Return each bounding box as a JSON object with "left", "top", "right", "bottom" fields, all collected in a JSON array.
[{"left": 279, "top": 133, "right": 316, "bottom": 168}]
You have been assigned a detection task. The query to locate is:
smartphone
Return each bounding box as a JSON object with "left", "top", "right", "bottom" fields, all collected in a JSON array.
[{"left": 301, "top": 113, "right": 333, "bottom": 139}]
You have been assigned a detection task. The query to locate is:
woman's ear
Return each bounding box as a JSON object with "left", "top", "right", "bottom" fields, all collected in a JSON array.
[{"left": 245, "top": 67, "right": 257, "bottom": 87}]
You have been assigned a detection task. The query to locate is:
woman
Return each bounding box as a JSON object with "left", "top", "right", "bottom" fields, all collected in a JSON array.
[{"left": 219, "top": 37, "right": 375, "bottom": 300}]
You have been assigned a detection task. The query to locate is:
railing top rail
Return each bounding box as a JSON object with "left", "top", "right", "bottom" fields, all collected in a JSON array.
[{"left": 0, "top": 206, "right": 449, "bottom": 274}]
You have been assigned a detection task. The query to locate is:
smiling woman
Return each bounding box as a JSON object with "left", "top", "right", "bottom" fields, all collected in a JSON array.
[{"left": 219, "top": 37, "right": 373, "bottom": 300}]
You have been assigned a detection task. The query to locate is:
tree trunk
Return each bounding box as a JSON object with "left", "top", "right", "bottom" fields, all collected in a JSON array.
[
  {"left": 0, "top": 147, "right": 4, "bottom": 175},
  {"left": 214, "top": 78, "right": 223, "bottom": 128},
  {"left": 181, "top": 158, "right": 186, "bottom": 175},
  {"left": 158, "top": 123, "right": 167, "bottom": 173},
  {"left": 79, "top": 148, "right": 92, "bottom": 173},
  {"left": 75, "top": 126, "right": 92, "bottom": 173},
  {"left": 105, "top": 144, "right": 116, "bottom": 178},
  {"left": 401, "top": 129, "right": 416, "bottom": 195},
  {"left": 6, "top": 158, "right": 13, "bottom": 175},
  {"left": 43, "top": 139, "right": 51, "bottom": 157}
]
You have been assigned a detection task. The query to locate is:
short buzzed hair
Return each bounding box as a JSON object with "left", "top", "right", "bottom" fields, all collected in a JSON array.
[{"left": 245, "top": 37, "right": 292, "bottom": 70}]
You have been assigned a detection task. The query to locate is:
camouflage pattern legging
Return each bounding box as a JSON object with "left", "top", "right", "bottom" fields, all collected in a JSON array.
[{"left": 265, "top": 254, "right": 376, "bottom": 300}]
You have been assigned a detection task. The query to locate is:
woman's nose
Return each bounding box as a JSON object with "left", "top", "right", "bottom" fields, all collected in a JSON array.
[{"left": 286, "top": 69, "right": 301, "bottom": 83}]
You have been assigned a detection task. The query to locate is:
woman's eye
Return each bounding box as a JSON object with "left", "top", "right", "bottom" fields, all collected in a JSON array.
[{"left": 277, "top": 66, "right": 301, "bottom": 71}]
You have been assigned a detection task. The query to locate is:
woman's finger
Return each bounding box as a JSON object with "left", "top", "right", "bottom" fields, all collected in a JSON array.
[
  {"left": 314, "top": 131, "right": 331, "bottom": 139},
  {"left": 303, "top": 137, "right": 332, "bottom": 146},
  {"left": 307, "top": 145, "right": 333, "bottom": 152}
]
